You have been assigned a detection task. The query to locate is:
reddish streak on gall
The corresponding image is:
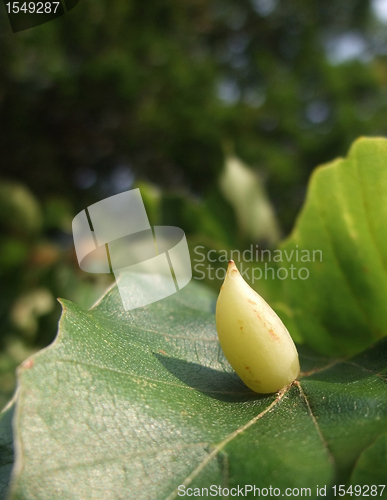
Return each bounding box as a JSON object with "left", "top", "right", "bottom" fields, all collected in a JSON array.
[
  {"left": 23, "top": 359, "right": 34, "bottom": 369},
  {"left": 254, "top": 309, "right": 262, "bottom": 320}
]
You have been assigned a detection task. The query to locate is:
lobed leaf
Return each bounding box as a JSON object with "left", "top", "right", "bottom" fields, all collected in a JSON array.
[{"left": 3, "top": 275, "right": 386, "bottom": 499}]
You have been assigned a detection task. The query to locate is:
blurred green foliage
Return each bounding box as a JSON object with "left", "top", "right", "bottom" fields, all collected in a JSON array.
[
  {"left": 1, "top": 0, "right": 387, "bottom": 226},
  {"left": 1, "top": 0, "right": 387, "bottom": 408},
  {"left": 0, "top": 182, "right": 113, "bottom": 409}
]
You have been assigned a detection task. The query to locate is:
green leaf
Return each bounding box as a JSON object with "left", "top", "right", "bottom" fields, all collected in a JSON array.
[
  {"left": 280, "top": 137, "right": 387, "bottom": 356},
  {"left": 6, "top": 275, "right": 387, "bottom": 499},
  {"left": 350, "top": 433, "right": 387, "bottom": 486}
]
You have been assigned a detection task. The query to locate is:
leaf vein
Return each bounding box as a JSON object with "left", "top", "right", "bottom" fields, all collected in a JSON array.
[
  {"left": 165, "top": 384, "right": 291, "bottom": 500},
  {"left": 296, "top": 381, "right": 335, "bottom": 467}
]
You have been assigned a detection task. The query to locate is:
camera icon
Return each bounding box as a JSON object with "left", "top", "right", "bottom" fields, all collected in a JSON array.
[{"left": 72, "top": 189, "right": 192, "bottom": 311}]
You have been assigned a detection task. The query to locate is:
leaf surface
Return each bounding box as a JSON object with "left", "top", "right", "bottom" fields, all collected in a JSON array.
[
  {"left": 6, "top": 275, "right": 387, "bottom": 499},
  {"left": 280, "top": 137, "right": 387, "bottom": 355}
]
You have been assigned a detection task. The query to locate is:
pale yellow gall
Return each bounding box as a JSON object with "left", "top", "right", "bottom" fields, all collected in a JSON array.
[{"left": 216, "top": 261, "right": 300, "bottom": 393}]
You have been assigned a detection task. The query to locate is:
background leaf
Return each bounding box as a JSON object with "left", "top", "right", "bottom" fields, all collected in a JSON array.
[
  {"left": 5, "top": 275, "right": 387, "bottom": 499},
  {"left": 280, "top": 137, "right": 387, "bottom": 355}
]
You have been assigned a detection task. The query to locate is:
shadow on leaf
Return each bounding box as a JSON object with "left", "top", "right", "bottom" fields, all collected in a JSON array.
[{"left": 154, "top": 352, "right": 265, "bottom": 402}]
